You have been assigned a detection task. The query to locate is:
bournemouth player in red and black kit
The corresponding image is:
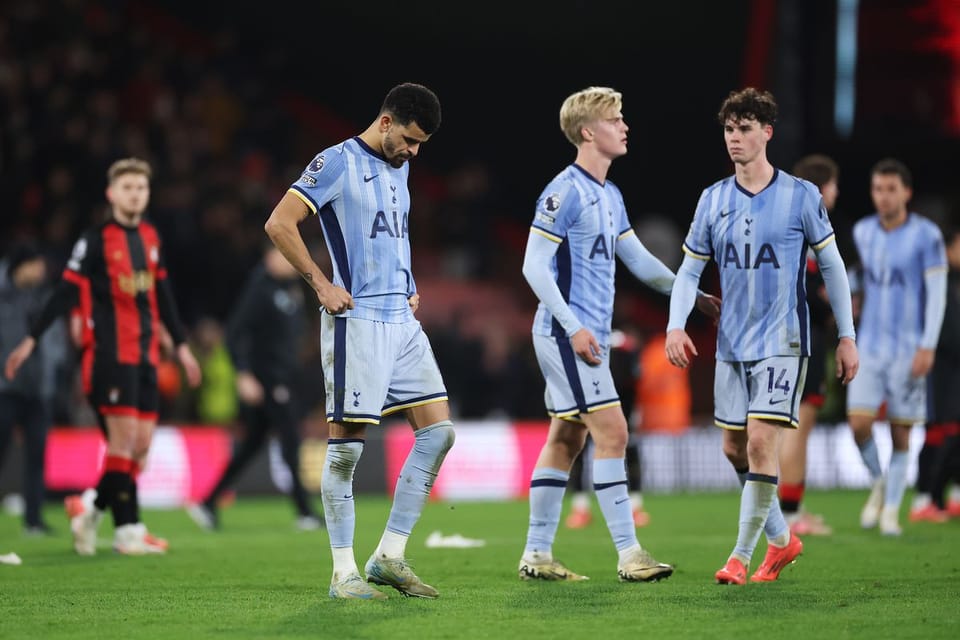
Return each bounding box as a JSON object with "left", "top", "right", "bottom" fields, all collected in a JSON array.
[{"left": 5, "top": 158, "right": 201, "bottom": 555}]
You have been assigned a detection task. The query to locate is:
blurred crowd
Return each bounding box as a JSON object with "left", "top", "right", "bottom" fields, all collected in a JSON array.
[
  {"left": 0, "top": 1, "right": 749, "bottom": 427},
  {"left": 0, "top": 2, "right": 537, "bottom": 425}
]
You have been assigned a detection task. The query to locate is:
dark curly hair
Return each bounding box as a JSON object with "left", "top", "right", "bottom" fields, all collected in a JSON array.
[
  {"left": 717, "top": 88, "right": 778, "bottom": 126},
  {"left": 381, "top": 83, "right": 442, "bottom": 135}
]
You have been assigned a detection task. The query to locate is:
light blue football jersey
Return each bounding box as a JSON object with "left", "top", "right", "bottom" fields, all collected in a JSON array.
[
  {"left": 288, "top": 137, "right": 415, "bottom": 323},
  {"left": 529, "top": 164, "right": 634, "bottom": 345},
  {"left": 852, "top": 213, "right": 946, "bottom": 359},
  {"left": 682, "top": 169, "right": 836, "bottom": 361}
]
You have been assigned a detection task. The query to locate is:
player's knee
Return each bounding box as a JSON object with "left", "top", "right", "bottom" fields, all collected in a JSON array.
[
  {"left": 548, "top": 425, "right": 586, "bottom": 456},
  {"left": 563, "top": 436, "right": 586, "bottom": 461},
  {"left": 746, "top": 436, "right": 776, "bottom": 467},
  {"left": 132, "top": 435, "right": 151, "bottom": 457},
  {"left": 722, "top": 437, "right": 746, "bottom": 464},
  {"left": 325, "top": 440, "right": 363, "bottom": 478},
  {"left": 418, "top": 420, "right": 455, "bottom": 454},
  {"left": 723, "top": 448, "right": 747, "bottom": 467},
  {"left": 848, "top": 415, "right": 873, "bottom": 434},
  {"left": 592, "top": 430, "right": 628, "bottom": 457}
]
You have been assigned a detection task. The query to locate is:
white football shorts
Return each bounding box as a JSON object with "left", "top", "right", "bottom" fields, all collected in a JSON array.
[{"left": 320, "top": 313, "right": 447, "bottom": 424}]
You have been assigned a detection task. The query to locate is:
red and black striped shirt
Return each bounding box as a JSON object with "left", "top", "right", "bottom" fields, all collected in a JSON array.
[{"left": 31, "top": 217, "right": 186, "bottom": 366}]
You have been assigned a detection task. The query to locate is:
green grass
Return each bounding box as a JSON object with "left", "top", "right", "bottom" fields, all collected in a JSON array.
[{"left": 1, "top": 490, "right": 958, "bottom": 639}]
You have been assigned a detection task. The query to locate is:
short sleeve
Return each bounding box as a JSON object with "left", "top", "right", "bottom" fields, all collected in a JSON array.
[
  {"left": 681, "top": 189, "right": 713, "bottom": 260},
  {"left": 529, "top": 181, "right": 581, "bottom": 243},
  {"left": 287, "top": 150, "right": 345, "bottom": 215},
  {"left": 155, "top": 240, "right": 169, "bottom": 280},
  {"left": 801, "top": 188, "right": 836, "bottom": 251},
  {"left": 921, "top": 223, "right": 947, "bottom": 274},
  {"left": 614, "top": 188, "right": 632, "bottom": 239},
  {"left": 65, "top": 230, "right": 97, "bottom": 277}
]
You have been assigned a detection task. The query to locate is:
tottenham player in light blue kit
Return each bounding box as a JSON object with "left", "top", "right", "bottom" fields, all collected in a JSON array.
[
  {"left": 847, "top": 158, "right": 947, "bottom": 536},
  {"left": 518, "top": 86, "right": 720, "bottom": 584},
  {"left": 666, "top": 88, "right": 859, "bottom": 585},
  {"left": 265, "top": 83, "right": 454, "bottom": 600}
]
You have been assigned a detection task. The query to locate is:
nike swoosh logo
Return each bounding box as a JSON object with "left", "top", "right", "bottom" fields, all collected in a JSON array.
[
  {"left": 615, "top": 497, "right": 630, "bottom": 505},
  {"left": 768, "top": 399, "right": 788, "bottom": 406},
  {"left": 590, "top": 198, "right": 600, "bottom": 206},
  {"left": 343, "top": 495, "right": 353, "bottom": 499},
  {"left": 363, "top": 174, "right": 378, "bottom": 182},
  {"left": 719, "top": 210, "right": 735, "bottom": 218}
]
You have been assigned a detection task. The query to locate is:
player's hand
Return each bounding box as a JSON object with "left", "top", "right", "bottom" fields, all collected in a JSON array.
[
  {"left": 910, "top": 347, "right": 935, "bottom": 378},
  {"left": 835, "top": 337, "right": 859, "bottom": 385},
  {"left": 176, "top": 343, "right": 203, "bottom": 388},
  {"left": 4, "top": 337, "right": 36, "bottom": 381},
  {"left": 665, "top": 329, "right": 697, "bottom": 368},
  {"left": 236, "top": 371, "right": 265, "bottom": 406},
  {"left": 69, "top": 312, "right": 87, "bottom": 349},
  {"left": 570, "top": 328, "right": 602, "bottom": 366},
  {"left": 317, "top": 283, "right": 354, "bottom": 315},
  {"left": 408, "top": 293, "right": 420, "bottom": 314},
  {"left": 695, "top": 293, "right": 722, "bottom": 322},
  {"left": 159, "top": 324, "right": 176, "bottom": 360}
]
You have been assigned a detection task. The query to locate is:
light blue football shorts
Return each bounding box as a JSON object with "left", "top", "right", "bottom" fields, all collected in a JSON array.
[
  {"left": 714, "top": 355, "right": 808, "bottom": 429},
  {"left": 533, "top": 333, "right": 621, "bottom": 421},
  {"left": 320, "top": 313, "right": 447, "bottom": 425},
  {"left": 846, "top": 353, "right": 926, "bottom": 424}
]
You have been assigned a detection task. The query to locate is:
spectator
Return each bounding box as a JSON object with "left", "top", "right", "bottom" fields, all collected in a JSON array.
[{"left": 0, "top": 243, "right": 67, "bottom": 535}]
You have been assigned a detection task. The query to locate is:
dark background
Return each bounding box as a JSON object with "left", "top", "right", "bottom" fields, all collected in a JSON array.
[
  {"left": 169, "top": 0, "right": 960, "bottom": 230},
  {"left": 3, "top": 0, "right": 959, "bottom": 422}
]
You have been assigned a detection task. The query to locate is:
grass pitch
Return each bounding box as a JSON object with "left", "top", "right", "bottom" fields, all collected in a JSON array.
[{"left": 1, "top": 490, "right": 958, "bottom": 639}]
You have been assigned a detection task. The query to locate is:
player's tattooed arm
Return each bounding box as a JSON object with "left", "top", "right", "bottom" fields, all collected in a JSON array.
[{"left": 265, "top": 191, "right": 354, "bottom": 314}]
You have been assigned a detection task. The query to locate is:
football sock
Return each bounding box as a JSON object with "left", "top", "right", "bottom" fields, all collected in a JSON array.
[
  {"left": 112, "top": 474, "right": 137, "bottom": 527},
  {"left": 885, "top": 450, "right": 909, "bottom": 509},
  {"left": 732, "top": 473, "right": 779, "bottom": 564},
  {"left": 858, "top": 437, "right": 883, "bottom": 479},
  {"left": 915, "top": 424, "right": 944, "bottom": 494},
  {"left": 331, "top": 547, "right": 358, "bottom": 582},
  {"left": 737, "top": 467, "right": 789, "bottom": 544},
  {"left": 593, "top": 457, "right": 636, "bottom": 552},
  {"left": 374, "top": 530, "right": 408, "bottom": 561},
  {"left": 524, "top": 467, "right": 569, "bottom": 558},
  {"left": 130, "top": 461, "right": 141, "bottom": 524},
  {"left": 379, "top": 421, "right": 455, "bottom": 558},
  {"left": 779, "top": 482, "right": 805, "bottom": 517},
  {"left": 95, "top": 455, "right": 133, "bottom": 526},
  {"left": 322, "top": 439, "right": 363, "bottom": 579}
]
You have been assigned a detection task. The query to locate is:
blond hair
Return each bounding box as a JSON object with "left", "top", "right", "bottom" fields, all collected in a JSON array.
[
  {"left": 107, "top": 157, "right": 152, "bottom": 184},
  {"left": 559, "top": 87, "right": 623, "bottom": 146}
]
